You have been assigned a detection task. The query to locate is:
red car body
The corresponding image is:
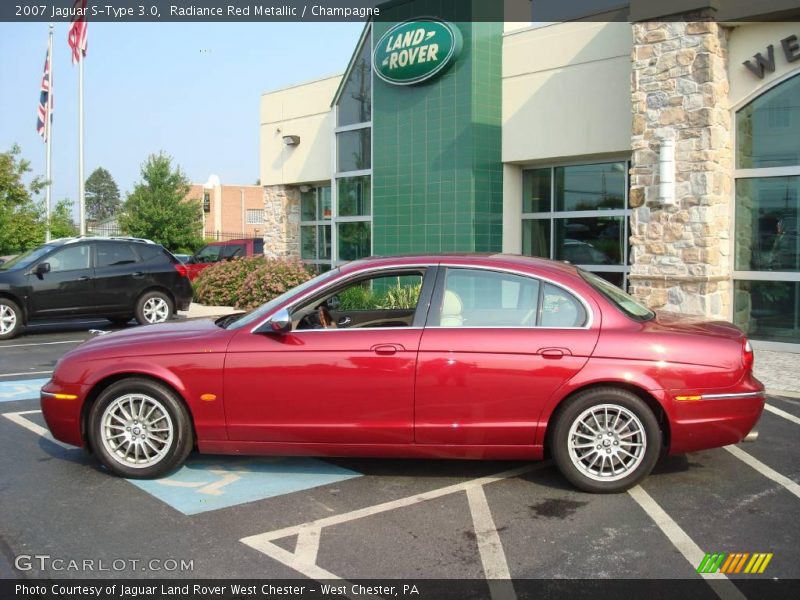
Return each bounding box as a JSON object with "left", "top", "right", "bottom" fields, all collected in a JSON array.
[
  {"left": 41, "top": 255, "right": 764, "bottom": 466},
  {"left": 185, "top": 238, "right": 265, "bottom": 281}
]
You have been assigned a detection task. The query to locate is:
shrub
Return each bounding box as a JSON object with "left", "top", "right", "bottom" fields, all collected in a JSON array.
[
  {"left": 193, "top": 256, "right": 267, "bottom": 307},
  {"left": 336, "top": 282, "right": 421, "bottom": 310},
  {"left": 236, "top": 258, "right": 312, "bottom": 310}
]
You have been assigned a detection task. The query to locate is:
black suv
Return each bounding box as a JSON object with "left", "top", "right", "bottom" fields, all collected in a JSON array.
[{"left": 0, "top": 237, "right": 193, "bottom": 339}]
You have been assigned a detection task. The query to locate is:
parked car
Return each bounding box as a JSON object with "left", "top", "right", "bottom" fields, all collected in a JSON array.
[
  {"left": 173, "top": 254, "right": 192, "bottom": 264},
  {"left": 40, "top": 254, "right": 763, "bottom": 493},
  {"left": 0, "top": 236, "right": 192, "bottom": 339},
  {"left": 185, "top": 238, "right": 265, "bottom": 281}
]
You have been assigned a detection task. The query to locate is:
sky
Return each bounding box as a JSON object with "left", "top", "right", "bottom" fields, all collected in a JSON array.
[{"left": 0, "top": 21, "right": 364, "bottom": 212}]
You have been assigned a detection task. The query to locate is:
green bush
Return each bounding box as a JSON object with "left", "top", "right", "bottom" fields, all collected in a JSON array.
[
  {"left": 236, "top": 258, "right": 312, "bottom": 310},
  {"left": 336, "top": 282, "right": 421, "bottom": 310},
  {"left": 193, "top": 256, "right": 267, "bottom": 307}
]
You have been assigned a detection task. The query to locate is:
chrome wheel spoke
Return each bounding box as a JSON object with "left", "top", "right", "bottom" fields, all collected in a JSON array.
[{"left": 100, "top": 393, "right": 174, "bottom": 469}]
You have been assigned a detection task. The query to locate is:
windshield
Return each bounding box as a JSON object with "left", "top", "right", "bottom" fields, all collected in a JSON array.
[
  {"left": 0, "top": 244, "right": 55, "bottom": 271},
  {"left": 580, "top": 269, "right": 655, "bottom": 321},
  {"left": 226, "top": 268, "right": 341, "bottom": 330}
]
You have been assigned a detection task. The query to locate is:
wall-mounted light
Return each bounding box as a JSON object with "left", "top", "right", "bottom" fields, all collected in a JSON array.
[
  {"left": 658, "top": 139, "right": 676, "bottom": 206},
  {"left": 283, "top": 135, "right": 300, "bottom": 146},
  {"left": 299, "top": 185, "right": 311, "bottom": 193}
]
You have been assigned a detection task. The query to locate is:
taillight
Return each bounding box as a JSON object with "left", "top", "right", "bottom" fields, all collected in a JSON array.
[
  {"left": 174, "top": 263, "right": 188, "bottom": 278},
  {"left": 742, "top": 339, "right": 754, "bottom": 371}
]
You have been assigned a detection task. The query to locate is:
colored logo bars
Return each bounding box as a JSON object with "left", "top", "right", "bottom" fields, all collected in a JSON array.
[{"left": 697, "top": 552, "right": 773, "bottom": 574}]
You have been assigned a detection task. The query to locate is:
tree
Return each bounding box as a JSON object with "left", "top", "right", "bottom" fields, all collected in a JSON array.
[
  {"left": 119, "top": 152, "right": 203, "bottom": 253},
  {"left": 0, "top": 145, "right": 46, "bottom": 254},
  {"left": 85, "top": 167, "right": 121, "bottom": 222},
  {"left": 50, "top": 199, "right": 78, "bottom": 239}
]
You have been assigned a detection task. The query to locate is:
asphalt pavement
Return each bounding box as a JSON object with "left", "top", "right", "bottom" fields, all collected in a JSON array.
[{"left": 0, "top": 319, "right": 798, "bottom": 597}]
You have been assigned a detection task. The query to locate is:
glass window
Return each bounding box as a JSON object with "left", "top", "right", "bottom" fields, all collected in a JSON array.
[
  {"left": 555, "top": 216, "right": 624, "bottom": 265},
  {"left": 540, "top": 283, "right": 588, "bottom": 328},
  {"left": 436, "top": 268, "right": 541, "bottom": 327},
  {"left": 301, "top": 186, "right": 332, "bottom": 221},
  {"left": 195, "top": 245, "right": 222, "bottom": 263},
  {"left": 301, "top": 225, "right": 332, "bottom": 261},
  {"left": 522, "top": 219, "right": 550, "bottom": 258},
  {"left": 336, "top": 34, "right": 372, "bottom": 127},
  {"left": 246, "top": 209, "right": 264, "bottom": 224},
  {"left": 555, "top": 163, "right": 626, "bottom": 211},
  {"left": 47, "top": 244, "right": 91, "bottom": 272},
  {"left": 734, "top": 280, "right": 800, "bottom": 344},
  {"left": 335, "top": 274, "right": 422, "bottom": 312},
  {"left": 96, "top": 243, "right": 138, "bottom": 268},
  {"left": 735, "top": 176, "right": 799, "bottom": 272},
  {"left": 222, "top": 244, "right": 245, "bottom": 260},
  {"left": 337, "top": 129, "right": 371, "bottom": 173},
  {"left": 337, "top": 222, "right": 371, "bottom": 261},
  {"left": 1, "top": 245, "right": 56, "bottom": 271},
  {"left": 523, "top": 168, "right": 551, "bottom": 213},
  {"left": 736, "top": 74, "right": 800, "bottom": 169},
  {"left": 338, "top": 176, "right": 371, "bottom": 217},
  {"left": 580, "top": 270, "right": 654, "bottom": 321}
]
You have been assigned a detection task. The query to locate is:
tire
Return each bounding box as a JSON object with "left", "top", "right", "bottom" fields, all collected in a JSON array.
[
  {"left": 135, "top": 290, "right": 173, "bottom": 325},
  {"left": 88, "top": 378, "right": 193, "bottom": 478},
  {"left": 550, "top": 387, "right": 662, "bottom": 493},
  {"left": 0, "top": 298, "right": 23, "bottom": 340}
]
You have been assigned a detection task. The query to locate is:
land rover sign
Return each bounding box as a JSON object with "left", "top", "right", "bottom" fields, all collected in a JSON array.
[{"left": 374, "top": 20, "right": 463, "bottom": 86}]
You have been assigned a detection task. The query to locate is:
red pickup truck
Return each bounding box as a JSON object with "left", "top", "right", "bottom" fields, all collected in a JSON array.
[{"left": 186, "top": 238, "right": 264, "bottom": 281}]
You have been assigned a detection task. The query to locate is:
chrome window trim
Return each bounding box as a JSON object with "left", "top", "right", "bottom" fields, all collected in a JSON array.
[
  {"left": 249, "top": 261, "right": 596, "bottom": 334},
  {"left": 701, "top": 391, "right": 764, "bottom": 400}
]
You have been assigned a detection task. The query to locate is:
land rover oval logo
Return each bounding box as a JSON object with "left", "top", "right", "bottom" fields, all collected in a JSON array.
[{"left": 374, "top": 19, "right": 463, "bottom": 86}]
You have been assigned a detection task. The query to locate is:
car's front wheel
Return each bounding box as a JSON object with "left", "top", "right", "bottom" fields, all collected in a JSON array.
[
  {"left": 0, "top": 298, "right": 23, "bottom": 340},
  {"left": 88, "top": 378, "right": 193, "bottom": 478},
  {"left": 135, "top": 291, "right": 173, "bottom": 325},
  {"left": 551, "top": 387, "right": 662, "bottom": 493}
]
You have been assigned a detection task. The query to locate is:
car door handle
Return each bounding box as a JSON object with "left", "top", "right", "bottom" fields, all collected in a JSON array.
[
  {"left": 132, "top": 271, "right": 145, "bottom": 278},
  {"left": 538, "top": 347, "right": 570, "bottom": 359},
  {"left": 337, "top": 316, "right": 352, "bottom": 326},
  {"left": 371, "top": 344, "right": 404, "bottom": 355},
  {"left": 79, "top": 275, "right": 93, "bottom": 281}
]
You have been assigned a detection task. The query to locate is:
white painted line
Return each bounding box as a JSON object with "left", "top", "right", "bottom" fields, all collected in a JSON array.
[
  {"left": 2, "top": 409, "right": 72, "bottom": 449},
  {"left": 725, "top": 445, "right": 800, "bottom": 500},
  {"left": 0, "top": 339, "right": 84, "bottom": 348},
  {"left": 628, "top": 485, "right": 747, "bottom": 600},
  {"left": 294, "top": 526, "right": 322, "bottom": 566},
  {"left": 466, "top": 486, "right": 516, "bottom": 600},
  {"left": 764, "top": 403, "right": 800, "bottom": 426},
  {"left": 0, "top": 371, "right": 53, "bottom": 378}
]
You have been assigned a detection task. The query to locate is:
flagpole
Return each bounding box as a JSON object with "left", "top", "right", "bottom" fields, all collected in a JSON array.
[
  {"left": 45, "top": 24, "right": 54, "bottom": 242},
  {"left": 78, "top": 44, "right": 85, "bottom": 235}
]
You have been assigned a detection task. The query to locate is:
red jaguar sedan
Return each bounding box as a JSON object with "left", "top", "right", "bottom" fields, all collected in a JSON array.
[{"left": 41, "top": 255, "right": 764, "bottom": 493}]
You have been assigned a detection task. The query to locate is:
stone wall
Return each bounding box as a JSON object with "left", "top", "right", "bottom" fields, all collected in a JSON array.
[
  {"left": 629, "top": 14, "right": 733, "bottom": 318},
  {"left": 263, "top": 185, "right": 301, "bottom": 259}
]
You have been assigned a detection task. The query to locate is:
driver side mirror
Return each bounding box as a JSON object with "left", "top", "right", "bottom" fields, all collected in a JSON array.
[
  {"left": 255, "top": 308, "right": 292, "bottom": 335},
  {"left": 35, "top": 262, "right": 50, "bottom": 276}
]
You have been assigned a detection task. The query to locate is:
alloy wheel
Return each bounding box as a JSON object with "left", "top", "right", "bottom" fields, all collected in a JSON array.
[
  {"left": 142, "top": 297, "right": 169, "bottom": 323},
  {"left": 0, "top": 304, "right": 17, "bottom": 335},
  {"left": 567, "top": 403, "right": 647, "bottom": 482},
  {"left": 99, "top": 393, "right": 174, "bottom": 468}
]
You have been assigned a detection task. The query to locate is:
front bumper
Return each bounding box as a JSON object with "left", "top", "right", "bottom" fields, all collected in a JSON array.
[
  {"left": 668, "top": 378, "right": 765, "bottom": 454},
  {"left": 40, "top": 380, "right": 87, "bottom": 448}
]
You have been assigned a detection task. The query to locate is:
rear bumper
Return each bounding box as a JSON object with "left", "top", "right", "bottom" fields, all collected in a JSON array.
[
  {"left": 668, "top": 375, "right": 765, "bottom": 454},
  {"left": 40, "top": 380, "right": 86, "bottom": 448},
  {"left": 174, "top": 278, "right": 193, "bottom": 311}
]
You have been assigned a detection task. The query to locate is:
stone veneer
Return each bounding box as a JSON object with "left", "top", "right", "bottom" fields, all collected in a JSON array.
[
  {"left": 629, "top": 14, "right": 733, "bottom": 318},
  {"left": 263, "top": 185, "right": 301, "bottom": 259}
]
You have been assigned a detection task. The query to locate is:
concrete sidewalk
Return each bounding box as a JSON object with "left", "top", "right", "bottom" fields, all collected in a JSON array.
[
  {"left": 754, "top": 349, "right": 800, "bottom": 397},
  {"left": 179, "top": 302, "right": 240, "bottom": 319}
]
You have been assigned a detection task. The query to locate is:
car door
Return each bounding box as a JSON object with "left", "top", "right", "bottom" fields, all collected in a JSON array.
[
  {"left": 223, "top": 267, "right": 436, "bottom": 444},
  {"left": 414, "top": 266, "right": 600, "bottom": 446},
  {"left": 92, "top": 242, "right": 142, "bottom": 311},
  {"left": 28, "top": 243, "right": 95, "bottom": 317}
]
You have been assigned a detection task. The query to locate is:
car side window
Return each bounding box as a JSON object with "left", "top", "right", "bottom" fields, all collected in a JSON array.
[
  {"left": 540, "top": 283, "right": 588, "bottom": 328},
  {"left": 435, "top": 268, "right": 541, "bottom": 327},
  {"left": 96, "top": 243, "right": 138, "bottom": 268},
  {"left": 293, "top": 271, "right": 424, "bottom": 330},
  {"left": 222, "top": 244, "right": 245, "bottom": 260},
  {"left": 195, "top": 245, "right": 222, "bottom": 263},
  {"left": 46, "top": 245, "right": 91, "bottom": 273}
]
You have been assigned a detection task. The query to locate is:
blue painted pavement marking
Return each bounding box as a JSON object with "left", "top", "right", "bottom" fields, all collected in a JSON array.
[
  {"left": 0, "top": 378, "right": 50, "bottom": 403},
  {"left": 129, "top": 455, "right": 362, "bottom": 515}
]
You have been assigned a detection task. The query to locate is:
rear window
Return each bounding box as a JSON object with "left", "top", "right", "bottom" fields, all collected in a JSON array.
[
  {"left": 580, "top": 270, "right": 654, "bottom": 321},
  {"left": 133, "top": 243, "right": 173, "bottom": 263},
  {"left": 96, "top": 243, "right": 139, "bottom": 267}
]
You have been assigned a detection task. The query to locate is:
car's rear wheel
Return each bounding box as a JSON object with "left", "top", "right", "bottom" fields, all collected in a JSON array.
[
  {"left": 551, "top": 387, "right": 661, "bottom": 493},
  {"left": 0, "top": 298, "right": 23, "bottom": 340},
  {"left": 135, "top": 291, "right": 173, "bottom": 325},
  {"left": 88, "top": 378, "right": 193, "bottom": 478}
]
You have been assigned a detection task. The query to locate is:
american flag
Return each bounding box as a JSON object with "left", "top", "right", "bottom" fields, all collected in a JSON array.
[
  {"left": 36, "top": 47, "right": 52, "bottom": 141},
  {"left": 67, "top": 0, "right": 88, "bottom": 64}
]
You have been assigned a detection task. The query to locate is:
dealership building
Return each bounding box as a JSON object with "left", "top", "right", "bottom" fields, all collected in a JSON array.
[{"left": 258, "top": 1, "right": 799, "bottom": 350}]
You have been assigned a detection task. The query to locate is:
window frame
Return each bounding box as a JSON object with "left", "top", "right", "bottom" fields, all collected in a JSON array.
[
  {"left": 427, "top": 265, "right": 594, "bottom": 330},
  {"left": 44, "top": 243, "right": 93, "bottom": 273}
]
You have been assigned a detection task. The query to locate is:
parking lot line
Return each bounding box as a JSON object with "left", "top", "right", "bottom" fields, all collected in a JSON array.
[
  {"left": 0, "top": 339, "right": 84, "bottom": 349},
  {"left": 764, "top": 404, "right": 800, "bottom": 426},
  {"left": 627, "top": 485, "right": 747, "bottom": 600},
  {"left": 241, "top": 462, "right": 550, "bottom": 598},
  {"left": 724, "top": 445, "right": 800, "bottom": 500},
  {"left": 2, "top": 409, "right": 71, "bottom": 449}
]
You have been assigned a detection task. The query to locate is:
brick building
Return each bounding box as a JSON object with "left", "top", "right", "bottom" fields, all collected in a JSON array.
[{"left": 188, "top": 175, "right": 266, "bottom": 240}]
